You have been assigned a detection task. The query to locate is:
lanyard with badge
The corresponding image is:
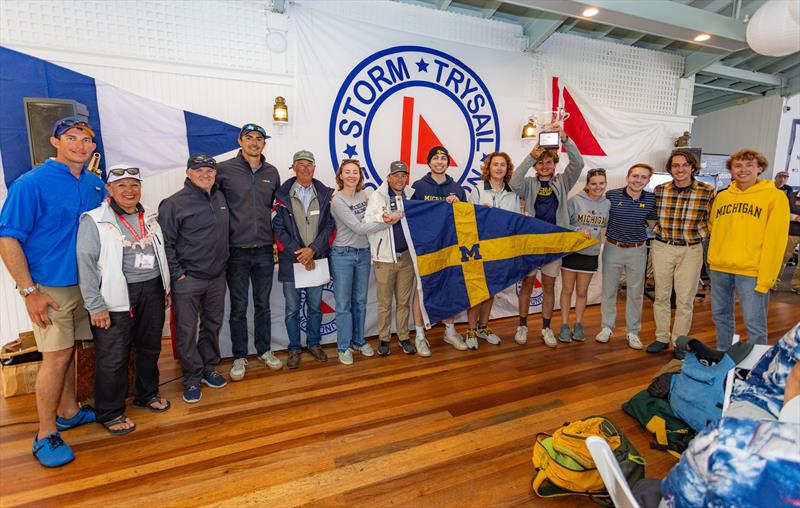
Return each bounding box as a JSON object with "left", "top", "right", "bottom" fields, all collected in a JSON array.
[{"left": 113, "top": 207, "right": 155, "bottom": 270}]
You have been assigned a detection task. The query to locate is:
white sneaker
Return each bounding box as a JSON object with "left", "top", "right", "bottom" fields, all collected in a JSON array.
[
  {"left": 595, "top": 327, "right": 612, "bottom": 343},
  {"left": 465, "top": 330, "right": 479, "bottom": 350},
  {"left": 476, "top": 327, "right": 501, "bottom": 345},
  {"left": 258, "top": 351, "right": 283, "bottom": 370},
  {"left": 443, "top": 328, "right": 468, "bottom": 351},
  {"left": 230, "top": 358, "right": 247, "bottom": 381},
  {"left": 627, "top": 333, "right": 643, "bottom": 350},
  {"left": 351, "top": 343, "right": 375, "bottom": 357},
  {"left": 542, "top": 328, "right": 557, "bottom": 348},
  {"left": 514, "top": 325, "right": 528, "bottom": 344},
  {"left": 338, "top": 349, "right": 354, "bottom": 365},
  {"left": 415, "top": 335, "right": 431, "bottom": 357}
]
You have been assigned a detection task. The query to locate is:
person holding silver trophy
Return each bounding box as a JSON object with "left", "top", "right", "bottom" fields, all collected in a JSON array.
[{"left": 509, "top": 111, "right": 585, "bottom": 348}]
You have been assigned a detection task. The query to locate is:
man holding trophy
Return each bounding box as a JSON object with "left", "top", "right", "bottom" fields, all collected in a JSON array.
[
  {"left": 510, "top": 112, "right": 584, "bottom": 348},
  {"left": 364, "top": 161, "right": 419, "bottom": 356}
]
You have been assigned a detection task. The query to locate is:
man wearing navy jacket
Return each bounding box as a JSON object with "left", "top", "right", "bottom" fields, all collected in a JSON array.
[
  {"left": 409, "top": 146, "right": 468, "bottom": 353},
  {"left": 273, "top": 150, "right": 336, "bottom": 370}
]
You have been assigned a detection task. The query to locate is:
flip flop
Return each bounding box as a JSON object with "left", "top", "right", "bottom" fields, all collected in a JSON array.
[
  {"left": 132, "top": 396, "right": 171, "bottom": 413},
  {"left": 102, "top": 415, "right": 136, "bottom": 436},
  {"left": 55, "top": 406, "right": 96, "bottom": 431}
]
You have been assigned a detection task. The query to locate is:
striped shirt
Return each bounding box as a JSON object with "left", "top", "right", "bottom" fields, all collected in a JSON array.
[
  {"left": 605, "top": 187, "right": 657, "bottom": 243},
  {"left": 653, "top": 179, "right": 716, "bottom": 244}
]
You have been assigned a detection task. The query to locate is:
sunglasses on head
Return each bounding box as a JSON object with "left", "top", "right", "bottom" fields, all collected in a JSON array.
[
  {"left": 108, "top": 167, "right": 140, "bottom": 177},
  {"left": 588, "top": 168, "right": 606, "bottom": 176},
  {"left": 54, "top": 118, "right": 93, "bottom": 137},
  {"left": 241, "top": 124, "right": 267, "bottom": 137},
  {"left": 189, "top": 154, "right": 217, "bottom": 168},
  {"left": 340, "top": 158, "right": 361, "bottom": 167}
]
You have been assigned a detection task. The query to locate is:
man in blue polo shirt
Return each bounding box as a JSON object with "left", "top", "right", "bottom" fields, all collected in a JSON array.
[
  {"left": 0, "top": 117, "right": 106, "bottom": 467},
  {"left": 596, "top": 163, "right": 657, "bottom": 349}
]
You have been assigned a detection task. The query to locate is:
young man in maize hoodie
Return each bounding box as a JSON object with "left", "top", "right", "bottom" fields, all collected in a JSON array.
[{"left": 708, "top": 148, "right": 790, "bottom": 350}]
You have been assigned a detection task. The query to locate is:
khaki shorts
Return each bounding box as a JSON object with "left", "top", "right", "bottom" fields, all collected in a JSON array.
[
  {"left": 527, "top": 258, "right": 562, "bottom": 279},
  {"left": 31, "top": 285, "right": 92, "bottom": 353}
]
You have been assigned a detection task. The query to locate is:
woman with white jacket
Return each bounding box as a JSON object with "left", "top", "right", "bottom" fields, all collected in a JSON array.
[
  {"left": 464, "top": 152, "right": 520, "bottom": 349},
  {"left": 77, "top": 166, "right": 171, "bottom": 435}
]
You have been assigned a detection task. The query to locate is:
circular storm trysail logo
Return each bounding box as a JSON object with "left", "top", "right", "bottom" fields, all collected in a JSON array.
[
  {"left": 299, "top": 281, "right": 338, "bottom": 337},
  {"left": 329, "top": 46, "right": 500, "bottom": 191}
]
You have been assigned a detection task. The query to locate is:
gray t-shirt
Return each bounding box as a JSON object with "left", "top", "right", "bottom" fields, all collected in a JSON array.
[{"left": 330, "top": 190, "right": 388, "bottom": 248}]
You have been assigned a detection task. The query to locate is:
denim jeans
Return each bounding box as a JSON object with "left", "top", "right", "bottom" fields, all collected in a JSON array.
[
  {"left": 710, "top": 269, "right": 769, "bottom": 350},
  {"left": 227, "top": 246, "right": 274, "bottom": 359},
  {"left": 282, "top": 282, "right": 322, "bottom": 352},
  {"left": 330, "top": 246, "right": 371, "bottom": 352}
]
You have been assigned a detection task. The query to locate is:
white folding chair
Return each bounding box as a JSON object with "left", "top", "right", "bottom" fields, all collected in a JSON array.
[
  {"left": 722, "top": 333, "right": 771, "bottom": 414},
  {"left": 585, "top": 436, "right": 640, "bottom": 508}
]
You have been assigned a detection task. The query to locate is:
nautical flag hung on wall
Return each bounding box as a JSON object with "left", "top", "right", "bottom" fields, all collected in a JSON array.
[
  {"left": 403, "top": 200, "right": 597, "bottom": 326},
  {"left": 0, "top": 46, "right": 239, "bottom": 193}
]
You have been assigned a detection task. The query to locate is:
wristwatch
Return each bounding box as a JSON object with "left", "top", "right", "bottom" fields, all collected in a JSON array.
[{"left": 19, "top": 285, "right": 38, "bottom": 297}]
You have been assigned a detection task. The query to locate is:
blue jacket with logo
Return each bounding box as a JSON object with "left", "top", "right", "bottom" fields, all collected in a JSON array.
[{"left": 272, "top": 177, "right": 336, "bottom": 283}]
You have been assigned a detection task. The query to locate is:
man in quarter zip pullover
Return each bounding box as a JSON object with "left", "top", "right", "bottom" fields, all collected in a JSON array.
[
  {"left": 273, "top": 150, "right": 336, "bottom": 370},
  {"left": 158, "top": 154, "right": 230, "bottom": 404},
  {"left": 216, "top": 124, "right": 282, "bottom": 380}
]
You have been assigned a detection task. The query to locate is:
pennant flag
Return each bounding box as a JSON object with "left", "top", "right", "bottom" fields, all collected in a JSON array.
[
  {"left": 403, "top": 200, "right": 597, "bottom": 326},
  {"left": 0, "top": 46, "right": 239, "bottom": 190}
]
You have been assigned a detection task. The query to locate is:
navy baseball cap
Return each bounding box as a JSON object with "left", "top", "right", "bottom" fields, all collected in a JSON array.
[
  {"left": 187, "top": 153, "right": 217, "bottom": 170},
  {"left": 52, "top": 116, "right": 95, "bottom": 138}
]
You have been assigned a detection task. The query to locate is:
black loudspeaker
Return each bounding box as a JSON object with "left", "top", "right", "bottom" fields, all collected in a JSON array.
[{"left": 23, "top": 98, "right": 89, "bottom": 166}]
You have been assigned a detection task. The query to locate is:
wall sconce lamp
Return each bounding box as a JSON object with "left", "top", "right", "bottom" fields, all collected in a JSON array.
[
  {"left": 273, "top": 96, "right": 288, "bottom": 124},
  {"left": 521, "top": 116, "right": 537, "bottom": 140}
]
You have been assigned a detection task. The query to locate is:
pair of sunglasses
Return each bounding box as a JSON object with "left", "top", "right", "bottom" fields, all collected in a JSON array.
[{"left": 108, "top": 167, "right": 140, "bottom": 177}]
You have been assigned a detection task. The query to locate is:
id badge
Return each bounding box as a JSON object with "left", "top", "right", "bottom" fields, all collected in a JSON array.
[{"left": 134, "top": 253, "right": 156, "bottom": 269}]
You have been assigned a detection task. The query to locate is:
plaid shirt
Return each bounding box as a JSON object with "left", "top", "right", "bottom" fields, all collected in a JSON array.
[{"left": 653, "top": 179, "right": 716, "bottom": 244}]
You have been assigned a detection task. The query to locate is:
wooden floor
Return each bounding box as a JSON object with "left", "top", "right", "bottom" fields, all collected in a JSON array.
[{"left": 1, "top": 294, "right": 798, "bottom": 507}]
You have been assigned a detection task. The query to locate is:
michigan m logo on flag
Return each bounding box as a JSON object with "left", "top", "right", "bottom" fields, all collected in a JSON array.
[
  {"left": 460, "top": 244, "right": 482, "bottom": 262},
  {"left": 403, "top": 201, "right": 596, "bottom": 326}
]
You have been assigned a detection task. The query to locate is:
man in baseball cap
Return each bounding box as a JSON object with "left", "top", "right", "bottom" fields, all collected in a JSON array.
[
  {"left": 0, "top": 115, "right": 104, "bottom": 467},
  {"left": 364, "top": 160, "right": 421, "bottom": 357},
  {"left": 215, "top": 123, "right": 282, "bottom": 380},
  {"left": 272, "top": 149, "right": 336, "bottom": 369},
  {"left": 158, "top": 152, "right": 230, "bottom": 403}
]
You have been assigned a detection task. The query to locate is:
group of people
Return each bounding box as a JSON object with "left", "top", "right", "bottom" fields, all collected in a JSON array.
[{"left": 0, "top": 116, "right": 795, "bottom": 469}]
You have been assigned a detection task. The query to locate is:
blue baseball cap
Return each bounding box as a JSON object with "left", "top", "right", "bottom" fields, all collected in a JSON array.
[
  {"left": 52, "top": 116, "right": 95, "bottom": 138},
  {"left": 239, "top": 123, "right": 270, "bottom": 139}
]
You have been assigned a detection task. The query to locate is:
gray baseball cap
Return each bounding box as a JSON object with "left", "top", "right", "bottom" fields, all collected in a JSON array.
[{"left": 389, "top": 160, "right": 408, "bottom": 174}]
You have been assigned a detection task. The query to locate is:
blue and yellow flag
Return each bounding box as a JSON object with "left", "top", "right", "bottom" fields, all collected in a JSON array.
[{"left": 403, "top": 200, "right": 597, "bottom": 325}]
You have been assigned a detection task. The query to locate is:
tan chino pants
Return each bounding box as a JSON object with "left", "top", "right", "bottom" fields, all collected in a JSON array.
[{"left": 652, "top": 241, "right": 704, "bottom": 345}]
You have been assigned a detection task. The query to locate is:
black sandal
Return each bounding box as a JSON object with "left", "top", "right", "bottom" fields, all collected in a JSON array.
[
  {"left": 132, "top": 396, "right": 171, "bottom": 413},
  {"left": 102, "top": 415, "right": 136, "bottom": 436}
]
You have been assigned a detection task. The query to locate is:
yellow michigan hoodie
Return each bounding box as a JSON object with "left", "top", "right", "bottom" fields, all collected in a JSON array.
[{"left": 708, "top": 178, "right": 790, "bottom": 293}]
